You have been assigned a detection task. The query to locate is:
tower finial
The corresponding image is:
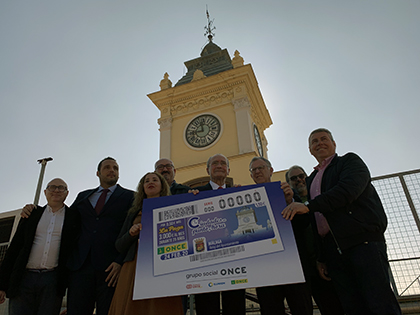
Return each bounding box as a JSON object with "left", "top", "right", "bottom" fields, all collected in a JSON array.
[{"left": 204, "top": 6, "right": 216, "bottom": 42}]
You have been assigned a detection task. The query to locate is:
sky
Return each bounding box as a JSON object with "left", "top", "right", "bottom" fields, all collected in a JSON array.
[{"left": 1, "top": 0, "right": 419, "bottom": 212}]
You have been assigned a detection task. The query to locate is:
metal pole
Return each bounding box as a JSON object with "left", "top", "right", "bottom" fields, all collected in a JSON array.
[
  {"left": 33, "top": 157, "right": 53, "bottom": 205},
  {"left": 189, "top": 294, "right": 195, "bottom": 315}
]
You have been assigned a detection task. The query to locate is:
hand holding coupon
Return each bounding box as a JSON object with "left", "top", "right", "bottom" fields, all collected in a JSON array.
[{"left": 133, "top": 182, "right": 305, "bottom": 300}]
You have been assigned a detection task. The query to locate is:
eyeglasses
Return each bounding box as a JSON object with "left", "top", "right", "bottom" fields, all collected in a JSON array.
[
  {"left": 290, "top": 173, "right": 306, "bottom": 182},
  {"left": 250, "top": 165, "right": 267, "bottom": 173},
  {"left": 46, "top": 185, "right": 67, "bottom": 192},
  {"left": 155, "top": 164, "right": 174, "bottom": 171}
]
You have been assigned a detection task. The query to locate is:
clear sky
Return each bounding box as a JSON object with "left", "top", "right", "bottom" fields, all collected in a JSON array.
[{"left": 1, "top": 0, "right": 419, "bottom": 212}]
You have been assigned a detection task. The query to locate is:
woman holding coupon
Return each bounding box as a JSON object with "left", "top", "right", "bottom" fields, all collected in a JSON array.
[{"left": 108, "top": 172, "right": 183, "bottom": 315}]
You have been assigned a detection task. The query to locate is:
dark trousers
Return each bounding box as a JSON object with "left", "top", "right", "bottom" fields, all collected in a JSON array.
[
  {"left": 309, "top": 274, "right": 344, "bottom": 315},
  {"left": 256, "top": 283, "right": 313, "bottom": 315},
  {"left": 195, "top": 289, "right": 246, "bottom": 315},
  {"left": 67, "top": 258, "right": 116, "bottom": 315},
  {"left": 324, "top": 236, "right": 402, "bottom": 315},
  {"left": 302, "top": 258, "right": 344, "bottom": 315},
  {"left": 9, "top": 270, "right": 62, "bottom": 315}
]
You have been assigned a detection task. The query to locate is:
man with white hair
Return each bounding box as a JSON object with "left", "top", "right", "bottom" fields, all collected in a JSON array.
[{"left": 193, "top": 154, "right": 245, "bottom": 315}]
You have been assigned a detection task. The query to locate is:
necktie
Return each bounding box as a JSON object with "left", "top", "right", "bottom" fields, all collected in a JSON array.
[
  {"left": 315, "top": 212, "right": 330, "bottom": 236},
  {"left": 218, "top": 186, "right": 223, "bottom": 189},
  {"left": 95, "top": 189, "right": 109, "bottom": 215}
]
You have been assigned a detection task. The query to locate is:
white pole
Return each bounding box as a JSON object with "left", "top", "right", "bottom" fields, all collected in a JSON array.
[{"left": 33, "top": 157, "right": 53, "bottom": 205}]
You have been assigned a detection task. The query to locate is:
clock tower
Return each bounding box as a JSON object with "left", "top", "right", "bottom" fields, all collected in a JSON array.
[{"left": 147, "top": 16, "right": 273, "bottom": 186}]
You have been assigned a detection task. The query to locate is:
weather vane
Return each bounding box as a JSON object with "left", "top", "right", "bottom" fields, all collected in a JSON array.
[{"left": 204, "top": 6, "right": 216, "bottom": 42}]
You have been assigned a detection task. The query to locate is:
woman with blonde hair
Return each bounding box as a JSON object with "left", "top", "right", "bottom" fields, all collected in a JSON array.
[{"left": 108, "top": 172, "right": 183, "bottom": 314}]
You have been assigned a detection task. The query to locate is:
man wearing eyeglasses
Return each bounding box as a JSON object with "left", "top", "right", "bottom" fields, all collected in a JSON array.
[
  {"left": 285, "top": 165, "right": 344, "bottom": 315},
  {"left": 0, "top": 178, "right": 79, "bottom": 314},
  {"left": 154, "top": 158, "right": 190, "bottom": 195},
  {"left": 285, "top": 166, "right": 308, "bottom": 202},
  {"left": 249, "top": 157, "right": 313, "bottom": 315},
  {"left": 154, "top": 158, "right": 190, "bottom": 314}
]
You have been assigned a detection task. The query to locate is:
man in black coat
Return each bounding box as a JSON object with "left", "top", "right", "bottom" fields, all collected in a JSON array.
[
  {"left": 0, "top": 178, "right": 79, "bottom": 315},
  {"left": 65, "top": 157, "right": 134, "bottom": 315},
  {"left": 283, "top": 128, "right": 401, "bottom": 315}
]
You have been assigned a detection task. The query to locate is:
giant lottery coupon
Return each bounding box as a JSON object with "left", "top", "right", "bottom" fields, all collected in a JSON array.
[
  {"left": 133, "top": 182, "right": 305, "bottom": 300},
  {"left": 153, "top": 186, "right": 283, "bottom": 276}
]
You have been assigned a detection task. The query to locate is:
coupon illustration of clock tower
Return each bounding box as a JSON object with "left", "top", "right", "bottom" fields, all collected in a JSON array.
[{"left": 147, "top": 16, "right": 273, "bottom": 186}]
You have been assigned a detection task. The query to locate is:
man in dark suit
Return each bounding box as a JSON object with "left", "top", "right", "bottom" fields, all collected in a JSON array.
[
  {"left": 194, "top": 154, "right": 246, "bottom": 315},
  {"left": 66, "top": 157, "right": 134, "bottom": 315},
  {"left": 0, "top": 178, "right": 79, "bottom": 315},
  {"left": 155, "top": 158, "right": 190, "bottom": 195}
]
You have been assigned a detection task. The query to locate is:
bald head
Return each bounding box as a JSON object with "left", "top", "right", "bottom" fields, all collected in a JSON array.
[{"left": 44, "top": 178, "right": 69, "bottom": 210}]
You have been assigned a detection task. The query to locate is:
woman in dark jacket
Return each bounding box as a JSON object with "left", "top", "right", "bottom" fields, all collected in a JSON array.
[{"left": 108, "top": 172, "right": 183, "bottom": 315}]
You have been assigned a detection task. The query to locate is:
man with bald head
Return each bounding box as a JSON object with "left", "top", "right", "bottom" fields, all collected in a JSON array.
[
  {"left": 155, "top": 158, "right": 190, "bottom": 314},
  {"left": 0, "top": 178, "right": 79, "bottom": 315},
  {"left": 155, "top": 158, "right": 190, "bottom": 195}
]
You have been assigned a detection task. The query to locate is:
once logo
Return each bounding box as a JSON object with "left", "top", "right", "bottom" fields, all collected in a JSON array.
[{"left": 220, "top": 266, "right": 247, "bottom": 276}]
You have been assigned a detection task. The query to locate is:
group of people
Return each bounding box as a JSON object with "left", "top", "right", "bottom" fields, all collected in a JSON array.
[{"left": 0, "top": 128, "right": 402, "bottom": 315}]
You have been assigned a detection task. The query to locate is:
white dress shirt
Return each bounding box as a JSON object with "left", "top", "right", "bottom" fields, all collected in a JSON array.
[
  {"left": 26, "top": 205, "right": 66, "bottom": 269},
  {"left": 209, "top": 181, "right": 226, "bottom": 190}
]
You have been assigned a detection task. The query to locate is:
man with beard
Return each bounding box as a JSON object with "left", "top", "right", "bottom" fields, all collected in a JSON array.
[
  {"left": 285, "top": 166, "right": 308, "bottom": 202},
  {"left": 286, "top": 165, "right": 344, "bottom": 315},
  {"left": 154, "top": 158, "right": 190, "bottom": 314},
  {"left": 154, "top": 158, "right": 190, "bottom": 195},
  {"left": 65, "top": 157, "right": 134, "bottom": 315}
]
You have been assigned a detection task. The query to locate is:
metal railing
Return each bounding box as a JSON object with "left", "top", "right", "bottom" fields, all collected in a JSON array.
[{"left": 372, "top": 169, "right": 420, "bottom": 297}]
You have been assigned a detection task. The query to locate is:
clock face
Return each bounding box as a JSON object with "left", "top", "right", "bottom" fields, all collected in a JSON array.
[
  {"left": 185, "top": 114, "right": 221, "bottom": 148},
  {"left": 253, "top": 124, "right": 264, "bottom": 157},
  {"left": 243, "top": 216, "right": 250, "bottom": 223}
]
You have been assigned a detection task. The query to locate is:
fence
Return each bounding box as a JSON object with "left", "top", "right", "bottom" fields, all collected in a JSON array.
[{"left": 372, "top": 169, "right": 420, "bottom": 297}]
